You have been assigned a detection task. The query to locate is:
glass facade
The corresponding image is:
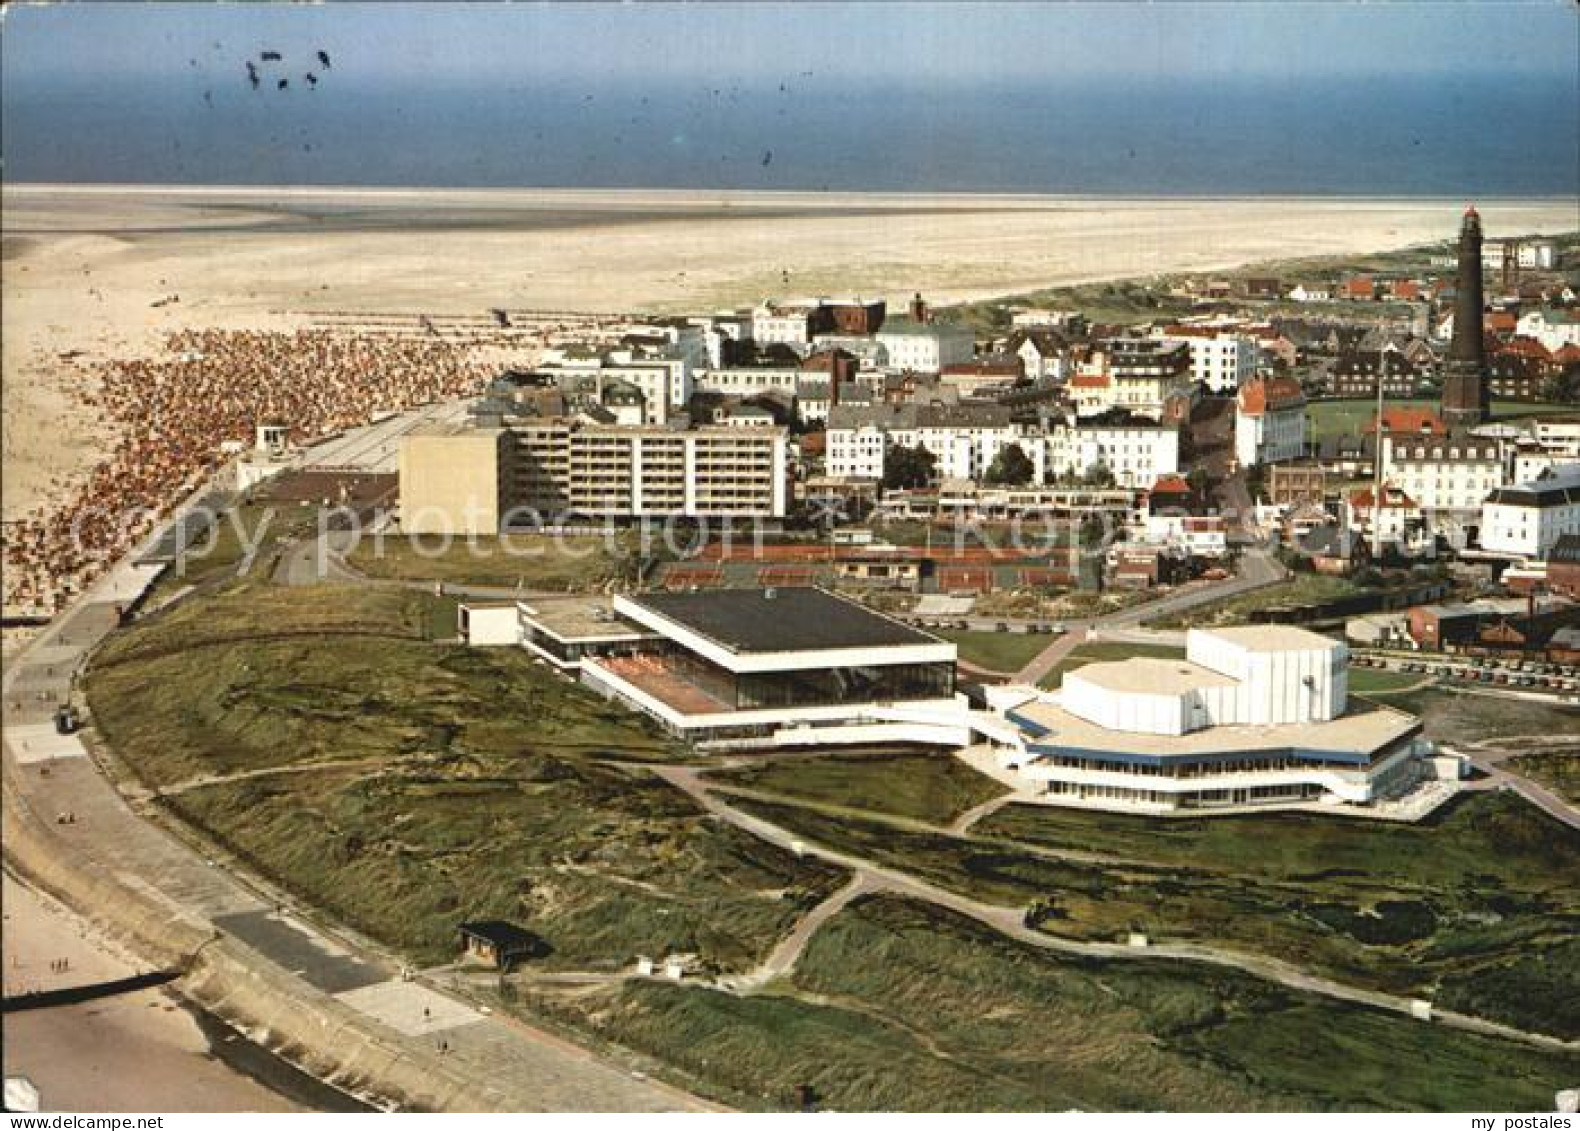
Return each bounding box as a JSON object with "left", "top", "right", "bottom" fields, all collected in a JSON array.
[
  {"left": 524, "top": 624, "right": 657, "bottom": 665},
  {"left": 665, "top": 650, "right": 954, "bottom": 711},
  {"left": 736, "top": 662, "right": 954, "bottom": 710}
]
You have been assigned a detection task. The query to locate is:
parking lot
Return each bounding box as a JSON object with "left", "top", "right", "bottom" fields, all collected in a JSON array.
[{"left": 1352, "top": 650, "right": 1580, "bottom": 701}]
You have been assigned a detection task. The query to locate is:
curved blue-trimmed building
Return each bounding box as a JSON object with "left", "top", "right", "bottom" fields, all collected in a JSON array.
[{"left": 993, "top": 626, "right": 1430, "bottom": 811}]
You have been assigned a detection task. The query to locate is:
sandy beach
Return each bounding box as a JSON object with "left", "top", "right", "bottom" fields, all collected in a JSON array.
[
  {"left": 1, "top": 873, "right": 303, "bottom": 1112},
  {"left": 3, "top": 184, "right": 1574, "bottom": 532}
]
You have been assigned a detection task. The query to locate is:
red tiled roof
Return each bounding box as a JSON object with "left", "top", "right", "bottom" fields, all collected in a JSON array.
[
  {"left": 1237, "top": 377, "right": 1305, "bottom": 415},
  {"left": 1070, "top": 373, "right": 1111, "bottom": 389},
  {"left": 1500, "top": 336, "right": 1553, "bottom": 361},
  {"left": 1349, "top": 485, "right": 1418, "bottom": 509},
  {"left": 1363, "top": 407, "right": 1447, "bottom": 435},
  {"left": 1151, "top": 474, "right": 1191, "bottom": 494},
  {"left": 1487, "top": 311, "right": 1518, "bottom": 333}
]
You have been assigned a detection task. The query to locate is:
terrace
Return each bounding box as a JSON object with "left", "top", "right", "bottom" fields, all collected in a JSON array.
[{"left": 595, "top": 652, "right": 734, "bottom": 717}]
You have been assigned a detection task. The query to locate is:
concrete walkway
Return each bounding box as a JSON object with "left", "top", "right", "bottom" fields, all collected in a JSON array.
[
  {"left": 1456, "top": 738, "right": 1580, "bottom": 832},
  {"left": 3, "top": 508, "right": 707, "bottom": 1112},
  {"left": 946, "top": 792, "right": 1017, "bottom": 836}
]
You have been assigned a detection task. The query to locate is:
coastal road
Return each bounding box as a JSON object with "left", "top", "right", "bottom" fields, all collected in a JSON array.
[{"left": 2, "top": 507, "right": 709, "bottom": 1112}]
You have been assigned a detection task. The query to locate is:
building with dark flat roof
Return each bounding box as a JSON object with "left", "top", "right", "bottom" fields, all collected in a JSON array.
[
  {"left": 630, "top": 586, "right": 937, "bottom": 654},
  {"left": 576, "top": 587, "right": 975, "bottom": 749},
  {"left": 458, "top": 921, "right": 548, "bottom": 971}
]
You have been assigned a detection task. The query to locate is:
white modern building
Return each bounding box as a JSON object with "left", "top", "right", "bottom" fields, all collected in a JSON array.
[
  {"left": 1515, "top": 309, "right": 1580, "bottom": 353},
  {"left": 1234, "top": 377, "right": 1307, "bottom": 467},
  {"left": 987, "top": 626, "right": 1428, "bottom": 812},
  {"left": 401, "top": 415, "right": 791, "bottom": 532},
  {"left": 1480, "top": 464, "right": 1580, "bottom": 560},
  {"left": 572, "top": 587, "right": 975, "bottom": 749},
  {"left": 1155, "top": 329, "right": 1263, "bottom": 393},
  {"left": 1533, "top": 418, "right": 1580, "bottom": 460},
  {"left": 875, "top": 317, "right": 975, "bottom": 374}
]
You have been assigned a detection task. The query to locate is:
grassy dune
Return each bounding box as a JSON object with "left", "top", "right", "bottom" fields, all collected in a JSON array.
[
  {"left": 86, "top": 582, "right": 843, "bottom": 968},
  {"left": 528, "top": 895, "right": 1579, "bottom": 1111},
  {"left": 347, "top": 533, "right": 639, "bottom": 590},
  {"left": 740, "top": 792, "right": 1580, "bottom": 1039},
  {"left": 705, "top": 750, "right": 1007, "bottom": 826}
]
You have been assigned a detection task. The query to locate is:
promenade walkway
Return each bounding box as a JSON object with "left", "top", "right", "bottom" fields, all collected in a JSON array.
[{"left": 2, "top": 489, "right": 706, "bottom": 1112}]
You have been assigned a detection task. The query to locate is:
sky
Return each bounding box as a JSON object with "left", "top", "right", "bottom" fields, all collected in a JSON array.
[
  {"left": 2, "top": 3, "right": 1576, "bottom": 193},
  {"left": 5, "top": 1, "right": 1577, "bottom": 89}
]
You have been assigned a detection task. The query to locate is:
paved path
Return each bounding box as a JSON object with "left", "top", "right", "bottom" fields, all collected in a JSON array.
[
  {"left": 650, "top": 765, "right": 1577, "bottom": 1054},
  {"left": 1012, "top": 546, "right": 1286, "bottom": 686},
  {"left": 1456, "top": 738, "right": 1580, "bottom": 831},
  {"left": 946, "top": 792, "right": 1017, "bottom": 836},
  {"left": 721, "top": 874, "right": 875, "bottom": 992},
  {"left": 3, "top": 508, "right": 707, "bottom": 1112}
]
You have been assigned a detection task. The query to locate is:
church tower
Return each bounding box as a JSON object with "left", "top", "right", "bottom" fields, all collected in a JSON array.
[{"left": 1440, "top": 206, "right": 1490, "bottom": 432}]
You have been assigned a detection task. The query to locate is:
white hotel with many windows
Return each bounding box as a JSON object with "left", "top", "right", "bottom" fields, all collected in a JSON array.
[
  {"left": 824, "top": 404, "right": 1179, "bottom": 489},
  {"left": 1480, "top": 464, "right": 1580, "bottom": 561}
]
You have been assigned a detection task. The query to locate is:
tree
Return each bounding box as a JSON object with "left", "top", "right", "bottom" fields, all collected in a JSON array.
[
  {"left": 1081, "top": 463, "right": 1116, "bottom": 488},
  {"left": 1543, "top": 368, "right": 1580, "bottom": 404},
  {"left": 1186, "top": 466, "right": 1212, "bottom": 499},
  {"left": 883, "top": 443, "right": 937, "bottom": 491},
  {"left": 984, "top": 442, "right": 1035, "bottom": 487}
]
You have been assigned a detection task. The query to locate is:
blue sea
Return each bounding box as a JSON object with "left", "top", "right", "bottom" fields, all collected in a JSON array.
[{"left": 3, "top": 72, "right": 1576, "bottom": 197}]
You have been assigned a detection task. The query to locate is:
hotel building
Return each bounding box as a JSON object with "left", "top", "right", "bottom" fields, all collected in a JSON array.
[
  {"left": 399, "top": 417, "right": 788, "bottom": 532},
  {"left": 1234, "top": 377, "right": 1308, "bottom": 467},
  {"left": 1480, "top": 464, "right": 1580, "bottom": 560}
]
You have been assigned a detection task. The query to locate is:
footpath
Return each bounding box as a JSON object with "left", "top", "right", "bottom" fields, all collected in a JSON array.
[{"left": 2, "top": 486, "right": 706, "bottom": 1113}]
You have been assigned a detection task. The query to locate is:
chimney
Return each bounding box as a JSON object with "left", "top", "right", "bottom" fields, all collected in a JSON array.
[{"left": 910, "top": 292, "right": 928, "bottom": 324}]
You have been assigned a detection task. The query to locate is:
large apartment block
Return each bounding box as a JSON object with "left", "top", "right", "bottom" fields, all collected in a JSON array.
[
  {"left": 400, "top": 419, "right": 788, "bottom": 532},
  {"left": 397, "top": 425, "right": 514, "bottom": 535},
  {"left": 825, "top": 403, "right": 1179, "bottom": 489}
]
